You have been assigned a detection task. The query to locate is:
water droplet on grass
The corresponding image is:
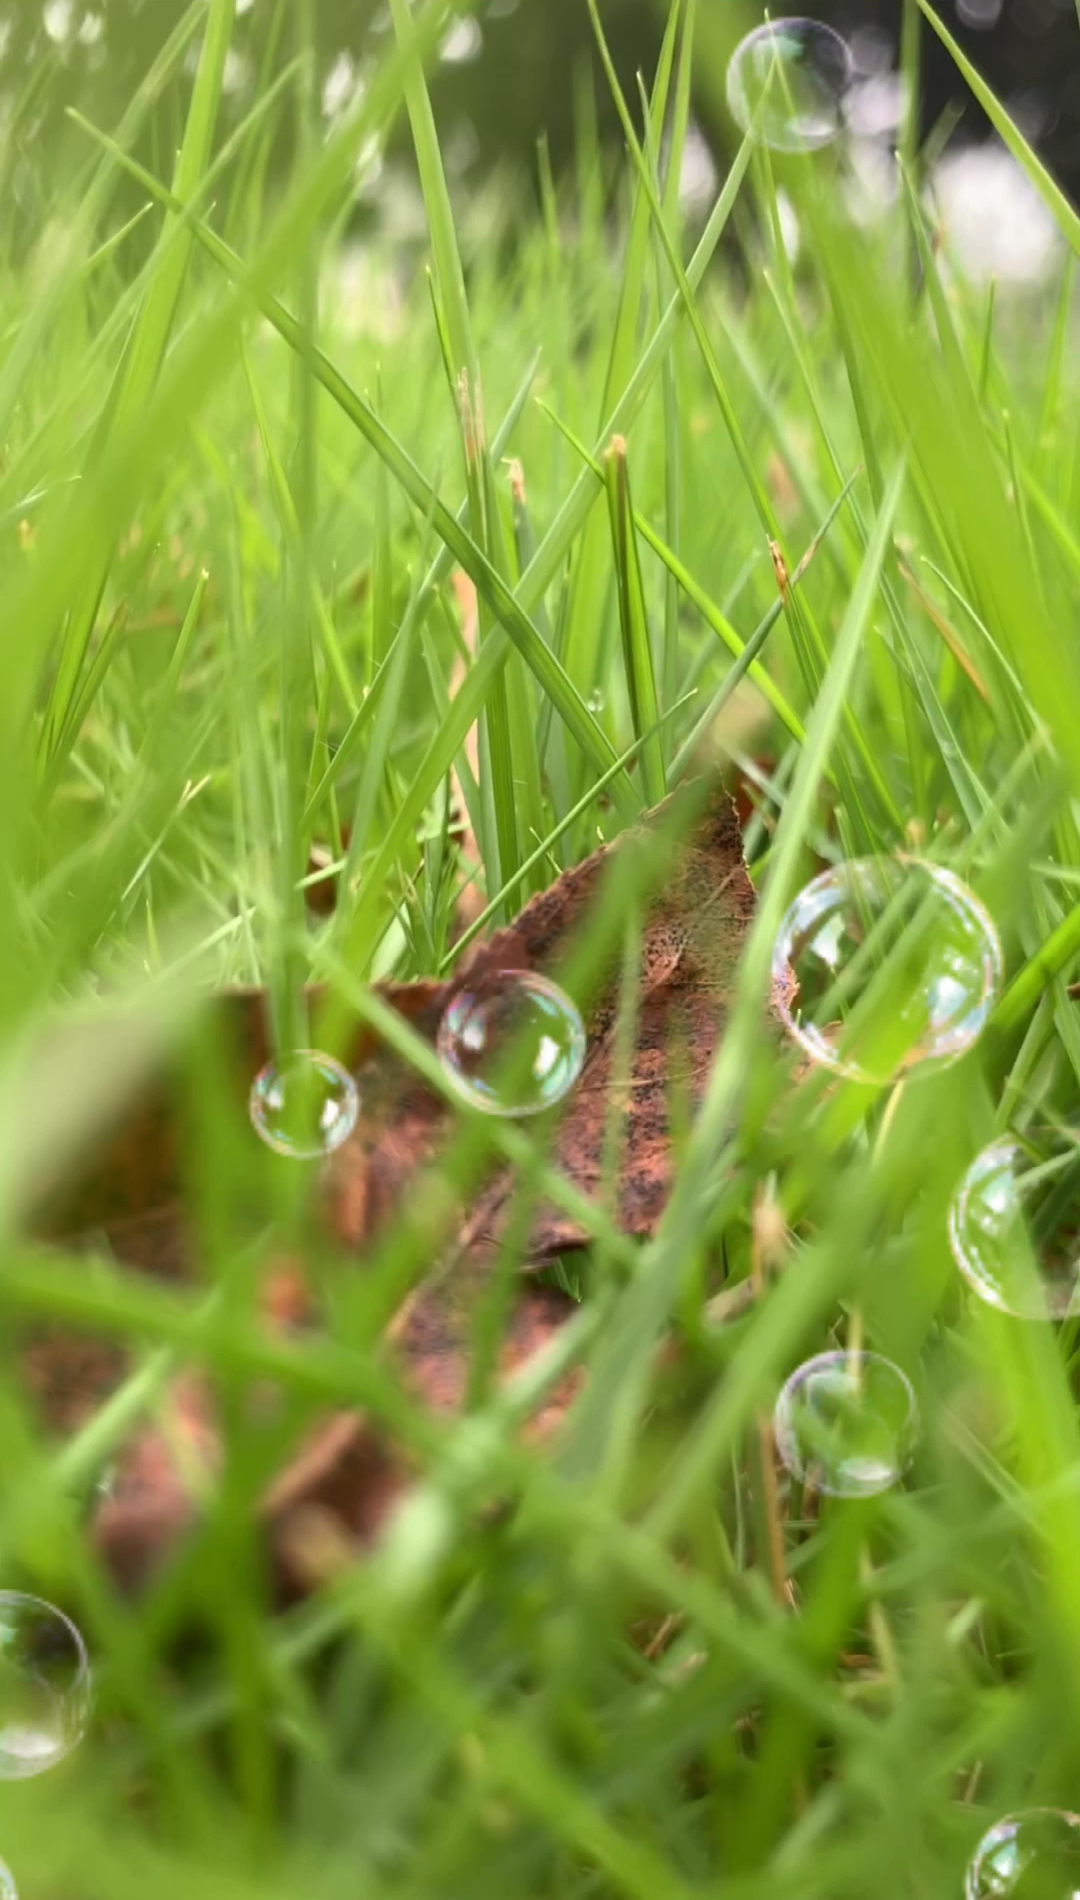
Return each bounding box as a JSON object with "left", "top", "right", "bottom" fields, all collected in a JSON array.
[
  {"left": 0, "top": 1857, "right": 15, "bottom": 1899},
  {"left": 0, "top": 1594, "right": 91, "bottom": 1779},
  {"left": 726, "top": 19, "right": 853, "bottom": 153},
  {"left": 773, "top": 857, "right": 1002, "bottom": 1086},
  {"left": 774, "top": 1351, "right": 919, "bottom": 1497},
  {"left": 966, "top": 1809, "right": 1080, "bottom": 1900},
  {"left": 437, "top": 971, "right": 586, "bottom": 1117},
  {"left": 949, "top": 1130, "right": 1080, "bottom": 1320},
  {"left": 250, "top": 1051, "right": 359, "bottom": 1159}
]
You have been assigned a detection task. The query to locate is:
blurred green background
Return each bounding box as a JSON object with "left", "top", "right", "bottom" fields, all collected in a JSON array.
[{"left": 4, "top": 0, "right": 1080, "bottom": 215}]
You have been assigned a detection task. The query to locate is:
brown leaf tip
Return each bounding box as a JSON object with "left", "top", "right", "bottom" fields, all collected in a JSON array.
[{"left": 769, "top": 538, "right": 790, "bottom": 597}]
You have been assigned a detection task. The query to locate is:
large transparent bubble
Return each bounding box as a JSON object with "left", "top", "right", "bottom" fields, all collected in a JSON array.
[
  {"left": 773, "top": 857, "right": 1002, "bottom": 1086},
  {"left": 726, "top": 19, "right": 853, "bottom": 154},
  {"left": 0, "top": 1593, "right": 91, "bottom": 1780},
  {"left": 774, "top": 1351, "right": 919, "bottom": 1498},
  {"left": 949, "top": 1130, "right": 1080, "bottom": 1321},
  {"left": 965, "top": 1808, "right": 1080, "bottom": 1900},
  {"left": 437, "top": 970, "right": 586, "bottom": 1117}
]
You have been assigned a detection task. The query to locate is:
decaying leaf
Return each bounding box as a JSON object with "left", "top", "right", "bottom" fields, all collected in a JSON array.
[{"left": 27, "top": 784, "right": 759, "bottom": 1594}]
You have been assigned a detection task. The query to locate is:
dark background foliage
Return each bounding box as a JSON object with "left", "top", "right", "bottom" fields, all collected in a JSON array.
[{"left": 5, "top": 0, "right": 1080, "bottom": 204}]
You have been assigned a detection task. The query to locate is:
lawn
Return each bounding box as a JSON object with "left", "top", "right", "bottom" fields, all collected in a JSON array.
[{"left": 3, "top": 2, "right": 1080, "bottom": 1896}]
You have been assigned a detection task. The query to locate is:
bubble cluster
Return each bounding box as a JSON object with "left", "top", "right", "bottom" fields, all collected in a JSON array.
[
  {"left": 774, "top": 1351, "right": 919, "bottom": 1498},
  {"left": 965, "top": 1808, "right": 1080, "bottom": 1900},
  {"left": 949, "top": 1130, "right": 1080, "bottom": 1321},
  {"left": 0, "top": 1593, "right": 91, "bottom": 1781},
  {"left": 773, "top": 857, "right": 1002, "bottom": 1086},
  {"left": 437, "top": 970, "right": 586, "bottom": 1117},
  {"left": 726, "top": 19, "right": 853, "bottom": 154},
  {"left": 249, "top": 1050, "right": 360, "bottom": 1159}
]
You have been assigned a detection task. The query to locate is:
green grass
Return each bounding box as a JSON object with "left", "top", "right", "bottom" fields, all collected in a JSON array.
[{"left": 6, "top": 1, "right": 1080, "bottom": 1894}]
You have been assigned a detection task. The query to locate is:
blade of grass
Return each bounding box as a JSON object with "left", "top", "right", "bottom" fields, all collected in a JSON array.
[
  {"left": 439, "top": 698, "right": 692, "bottom": 973},
  {"left": 67, "top": 127, "right": 635, "bottom": 811},
  {"left": 543, "top": 401, "right": 807, "bottom": 746},
  {"left": 604, "top": 436, "right": 666, "bottom": 807},
  {"left": 42, "top": 0, "right": 237, "bottom": 762},
  {"left": 645, "top": 461, "right": 907, "bottom": 1545}
]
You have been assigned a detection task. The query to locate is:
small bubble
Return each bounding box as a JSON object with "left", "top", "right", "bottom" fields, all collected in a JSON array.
[
  {"left": 848, "top": 25, "right": 894, "bottom": 75},
  {"left": 0, "top": 1858, "right": 15, "bottom": 1900},
  {"left": 222, "top": 48, "right": 250, "bottom": 94},
  {"left": 0, "top": 1593, "right": 91, "bottom": 1780},
  {"left": 587, "top": 688, "right": 606, "bottom": 714},
  {"left": 949, "top": 1130, "right": 1080, "bottom": 1320},
  {"left": 956, "top": 0, "right": 1005, "bottom": 28},
  {"left": 249, "top": 1051, "right": 359, "bottom": 1159},
  {"left": 42, "top": 0, "right": 73, "bottom": 45},
  {"left": 774, "top": 1352, "right": 919, "bottom": 1498},
  {"left": 966, "top": 1809, "right": 1080, "bottom": 1900},
  {"left": 322, "top": 50, "right": 355, "bottom": 119},
  {"left": 437, "top": 971, "right": 586, "bottom": 1117},
  {"left": 439, "top": 16, "right": 483, "bottom": 63},
  {"left": 843, "top": 72, "right": 909, "bottom": 138},
  {"left": 677, "top": 122, "right": 719, "bottom": 213},
  {"left": 773, "top": 856, "right": 1002, "bottom": 1086},
  {"left": 726, "top": 18, "right": 853, "bottom": 154},
  {"left": 444, "top": 118, "right": 479, "bottom": 175}
]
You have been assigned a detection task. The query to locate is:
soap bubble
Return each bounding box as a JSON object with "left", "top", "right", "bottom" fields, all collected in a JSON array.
[
  {"left": 437, "top": 970, "right": 586, "bottom": 1117},
  {"left": 949, "top": 1130, "right": 1080, "bottom": 1320},
  {"left": 439, "top": 16, "right": 482, "bottom": 63},
  {"left": 249, "top": 1050, "right": 359, "bottom": 1159},
  {"left": 0, "top": 1859, "right": 14, "bottom": 1899},
  {"left": 965, "top": 1808, "right": 1080, "bottom": 1900},
  {"left": 772, "top": 857, "right": 1002, "bottom": 1086},
  {"left": 726, "top": 19, "right": 853, "bottom": 154},
  {"left": 0, "top": 1593, "right": 91, "bottom": 1779},
  {"left": 774, "top": 1351, "right": 919, "bottom": 1497}
]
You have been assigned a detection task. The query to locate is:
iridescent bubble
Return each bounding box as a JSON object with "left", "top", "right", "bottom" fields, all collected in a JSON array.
[
  {"left": 726, "top": 19, "right": 853, "bottom": 154},
  {"left": 772, "top": 856, "right": 1002, "bottom": 1086},
  {"left": 949, "top": 1130, "right": 1080, "bottom": 1321},
  {"left": 0, "top": 1858, "right": 15, "bottom": 1900},
  {"left": 0, "top": 1593, "right": 91, "bottom": 1779},
  {"left": 774, "top": 1351, "right": 919, "bottom": 1498},
  {"left": 965, "top": 1808, "right": 1080, "bottom": 1900},
  {"left": 437, "top": 970, "right": 586, "bottom": 1117},
  {"left": 249, "top": 1050, "right": 359, "bottom": 1159}
]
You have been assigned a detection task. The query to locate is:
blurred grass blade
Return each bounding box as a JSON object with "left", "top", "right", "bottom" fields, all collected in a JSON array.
[
  {"left": 389, "top": 0, "right": 476, "bottom": 386},
  {"left": 42, "top": 0, "right": 237, "bottom": 763},
  {"left": 543, "top": 400, "right": 806, "bottom": 744},
  {"left": 604, "top": 436, "right": 666, "bottom": 806},
  {"left": 65, "top": 126, "right": 634, "bottom": 810}
]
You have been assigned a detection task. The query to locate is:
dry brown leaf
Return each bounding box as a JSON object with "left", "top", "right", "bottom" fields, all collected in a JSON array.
[{"left": 27, "top": 785, "right": 758, "bottom": 1594}]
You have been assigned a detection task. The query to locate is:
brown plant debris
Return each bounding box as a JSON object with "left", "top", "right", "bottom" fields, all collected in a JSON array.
[{"left": 26, "top": 785, "right": 758, "bottom": 1595}]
